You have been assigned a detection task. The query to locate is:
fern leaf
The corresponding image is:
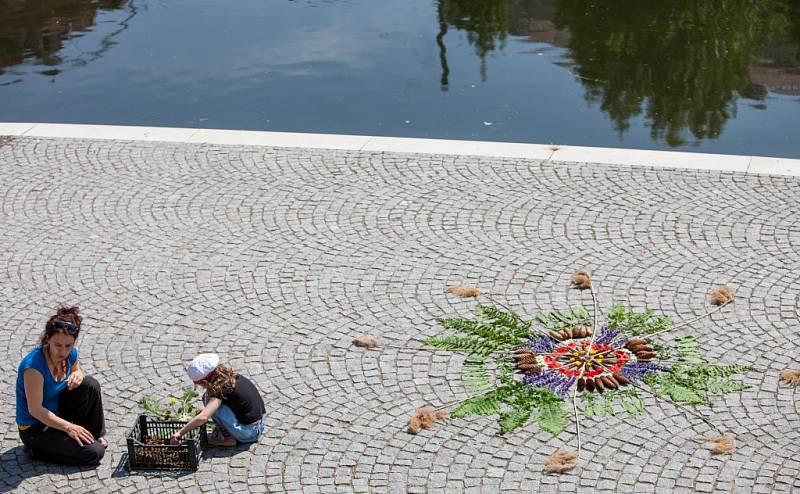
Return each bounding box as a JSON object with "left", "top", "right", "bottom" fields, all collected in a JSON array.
[
  {"left": 424, "top": 335, "right": 503, "bottom": 355},
  {"left": 686, "top": 364, "right": 751, "bottom": 379},
  {"left": 499, "top": 407, "right": 532, "bottom": 435},
  {"left": 475, "top": 304, "right": 534, "bottom": 340},
  {"left": 705, "top": 378, "right": 749, "bottom": 394},
  {"left": 602, "top": 394, "right": 617, "bottom": 416},
  {"left": 621, "top": 399, "right": 644, "bottom": 415},
  {"left": 661, "top": 382, "right": 709, "bottom": 404},
  {"left": 535, "top": 308, "right": 592, "bottom": 333},
  {"left": 451, "top": 385, "right": 514, "bottom": 418},
  {"left": 536, "top": 401, "right": 569, "bottom": 436},
  {"left": 606, "top": 303, "right": 672, "bottom": 335},
  {"left": 462, "top": 354, "right": 492, "bottom": 392},
  {"left": 618, "top": 391, "right": 645, "bottom": 415},
  {"left": 675, "top": 335, "right": 703, "bottom": 364},
  {"left": 438, "top": 310, "right": 528, "bottom": 347}
]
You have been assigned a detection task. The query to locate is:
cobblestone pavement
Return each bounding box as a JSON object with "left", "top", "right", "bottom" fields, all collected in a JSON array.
[{"left": 0, "top": 136, "right": 798, "bottom": 493}]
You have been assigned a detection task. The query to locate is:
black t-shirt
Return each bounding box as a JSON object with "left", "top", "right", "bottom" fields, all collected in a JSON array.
[{"left": 223, "top": 375, "right": 265, "bottom": 424}]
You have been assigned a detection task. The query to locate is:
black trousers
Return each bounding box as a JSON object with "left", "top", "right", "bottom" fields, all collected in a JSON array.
[{"left": 19, "top": 375, "right": 106, "bottom": 466}]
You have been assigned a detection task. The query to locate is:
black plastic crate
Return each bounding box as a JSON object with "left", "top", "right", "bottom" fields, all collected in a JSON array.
[{"left": 126, "top": 414, "right": 207, "bottom": 471}]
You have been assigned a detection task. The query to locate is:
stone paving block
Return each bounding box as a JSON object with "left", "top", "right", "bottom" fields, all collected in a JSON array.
[{"left": 0, "top": 136, "right": 798, "bottom": 492}]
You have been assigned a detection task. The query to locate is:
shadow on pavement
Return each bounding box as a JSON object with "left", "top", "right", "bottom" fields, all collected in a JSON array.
[{"left": 0, "top": 445, "right": 99, "bottom": 493}]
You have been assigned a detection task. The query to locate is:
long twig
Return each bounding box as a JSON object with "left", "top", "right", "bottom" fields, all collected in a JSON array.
[
  {"left": 648, "top": 301, "right": 732, "bottom": 338},
  {"left": 567, "top": 281, "right": 600, "bottom": 461},
  {"left": 483, "top": 294, "right": 523, "bottom": 320},
  {"left": 431, "top": 397, "right": 472, "bottom": 412},
  {"left": 571, "top": 385, "right": 582, "bottom": 458},
  {"left": 626, "top": 380, "right": 722, "bottom": 434}
]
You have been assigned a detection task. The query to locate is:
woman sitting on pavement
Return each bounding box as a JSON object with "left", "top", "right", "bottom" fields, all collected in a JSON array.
[
  {"left": 170, "top": 353, "right": 265, "bottom": 447},
  {"left": 15, "top": 306, "right": 107, "bottom": 466}
]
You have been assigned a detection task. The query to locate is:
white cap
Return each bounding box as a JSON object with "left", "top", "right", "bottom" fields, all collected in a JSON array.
[{"left": 186, "top": 353, "right": 219, "bottom": 383}]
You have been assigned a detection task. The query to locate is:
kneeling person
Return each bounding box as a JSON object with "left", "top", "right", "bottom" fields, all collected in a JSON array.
[{"left": 171, "top": 354, "right": 265, "bottom": 447}]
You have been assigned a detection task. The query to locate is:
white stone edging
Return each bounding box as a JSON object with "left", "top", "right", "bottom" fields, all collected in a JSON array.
[{"left": 1, "top": 122, "right": 798, "bottom": 177}]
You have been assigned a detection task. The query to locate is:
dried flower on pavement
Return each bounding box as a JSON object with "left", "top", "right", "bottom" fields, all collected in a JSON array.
[
  {"left": 571, "top": 270, "right": 591, "bottom": 289},
  {"left": 710, "top": 285, "right": 734, "bottom": 305},
  {"left": 446, "top": 286, "right": 481, "bottom": 298},
  {"left": 779, "top": 369, "right": 800, "bottom": 386},
  {"left": 354, "top": 335, "right": 379, "bottom": 348},
  {"left": 544, "top": 450, "right": 578, "bottom": 473}
]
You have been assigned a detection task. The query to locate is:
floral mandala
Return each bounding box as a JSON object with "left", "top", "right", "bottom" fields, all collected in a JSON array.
[
  {"left": 518, "top": 327, "right": 661, "bottom": 395},
  {"left": 417, "top": 274, "right": 748, "bottom": 472}
]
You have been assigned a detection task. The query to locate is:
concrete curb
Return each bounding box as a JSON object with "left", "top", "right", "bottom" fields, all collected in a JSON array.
[{"left": 1, "top": 122, "right": 798, "bottom": 177}]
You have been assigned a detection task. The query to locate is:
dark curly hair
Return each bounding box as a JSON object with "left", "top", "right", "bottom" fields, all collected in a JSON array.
[
  {"left": 40, "top": 306, "right": 82, "bottom": 345},
  {"left": 204, "top": 364, "right": 238, "bottom": 399}
]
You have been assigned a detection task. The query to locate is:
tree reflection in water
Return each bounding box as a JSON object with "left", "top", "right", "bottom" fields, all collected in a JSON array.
[
  {"left": 437, "top": 0, "right": 800, "bottom": 146},
  {"left": 438, "top": 0, "right": 510, "bottom": 83},
  {"left": 0, "top": 0, "right": 132, "bottom": 78}
]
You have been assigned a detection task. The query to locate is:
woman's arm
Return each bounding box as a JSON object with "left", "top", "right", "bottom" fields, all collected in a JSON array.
[
  {"left": 23, "top": 369, "right": 94, "bottom": 445},
  {"left": 170, "top": 397, "right": 222, "bottom": 444},
  {"left": 66, "top": 361, "right": 84, "bottom": 390}
]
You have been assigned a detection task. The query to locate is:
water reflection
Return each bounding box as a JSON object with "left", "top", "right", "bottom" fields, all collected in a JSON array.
[
  {"left": 0, "top": 0, "right": 132, "bottom": 78},
  {"left": 439, "top": 0, "right": 800, "bottom": 146},
  {"left": 438, "top": 0, "right": 510, "bottom": 82}
]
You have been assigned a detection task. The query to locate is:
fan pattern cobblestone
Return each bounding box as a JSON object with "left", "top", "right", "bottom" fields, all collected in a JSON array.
[{"left": 0, "top": 136, "right": 798, "bottom": 493}]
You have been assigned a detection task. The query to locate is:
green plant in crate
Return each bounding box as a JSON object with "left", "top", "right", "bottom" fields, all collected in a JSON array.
[{"left": 139, "top": 387, "right": 201, "bottom": 421}]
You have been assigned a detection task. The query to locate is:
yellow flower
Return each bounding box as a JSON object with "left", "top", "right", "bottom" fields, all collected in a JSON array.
[{"left": 169, "top": 397, "right": 178, "bottom": 405}]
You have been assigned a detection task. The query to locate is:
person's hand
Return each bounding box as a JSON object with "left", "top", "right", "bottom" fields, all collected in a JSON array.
[
  {"left": 66, "top": 423, "right": 95, "bottom": 446},
  {"left": 169, "top": 432, "right": 182, "bottom": 445},
  {"left": 66, "top": 368, "right": 84, "bottom": 390}
]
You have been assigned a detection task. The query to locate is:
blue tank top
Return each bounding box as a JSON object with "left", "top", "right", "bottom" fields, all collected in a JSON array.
[{"left": 16, "top": 346, "right": 78, "bottom": 426}]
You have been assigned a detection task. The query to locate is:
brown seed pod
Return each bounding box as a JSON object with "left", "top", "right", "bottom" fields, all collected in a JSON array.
[
  {"left": 573, "top": 327, "right": 586, "bottom": 338},
  {"left": 550, "top": 330, "right": 564, "bottom": 341},
  {"left": 577, "top": 378, "right": 586, "bottom": 392},
  {"left": 519, "top": 355, "right": 536, "bottom": 365},
  {"left": 625, "top": 338, "right": 647, "bottom": 348},
  {"left": 637, "top": 351, "right": 656, "bottom": 361},
  {"left": 584, "top": 378, "right": 595, "bottom": 392},
  {"left": 513, "top": 348, "right": 533, "bottom": 356},
  {"left": 564, "top": 327, "right": 574, "bottom": 339},
  {"left": 518, "top": 363, "right": 541, "bottom": 374},
  {"left": 613, "top": 373, "right": 630, "bottom": 386},
  {"left": 594, "top": 377, "right": 605, "bottom": 393},
  {"left": 602, "top": 376, "right": 619, "bottom": 390}
]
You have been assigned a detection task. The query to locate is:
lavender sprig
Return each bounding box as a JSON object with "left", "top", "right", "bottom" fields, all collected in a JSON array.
[
  {"left": 527, "top": 336, "right": 554, "bottom": 354},
  {"left": 593, "top": 326, "right": 620, "bottom": 345},
  {"left": 523, "top": 370, "right": 575, "bottom": 397},
  {"left": 619, "top": 361, "right": 664, "bottom": 382}
]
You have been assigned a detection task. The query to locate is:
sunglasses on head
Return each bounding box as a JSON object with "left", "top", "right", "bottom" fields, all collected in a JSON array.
[{"left": 47, "top": 320, "right": 79, "bottom": 334}]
